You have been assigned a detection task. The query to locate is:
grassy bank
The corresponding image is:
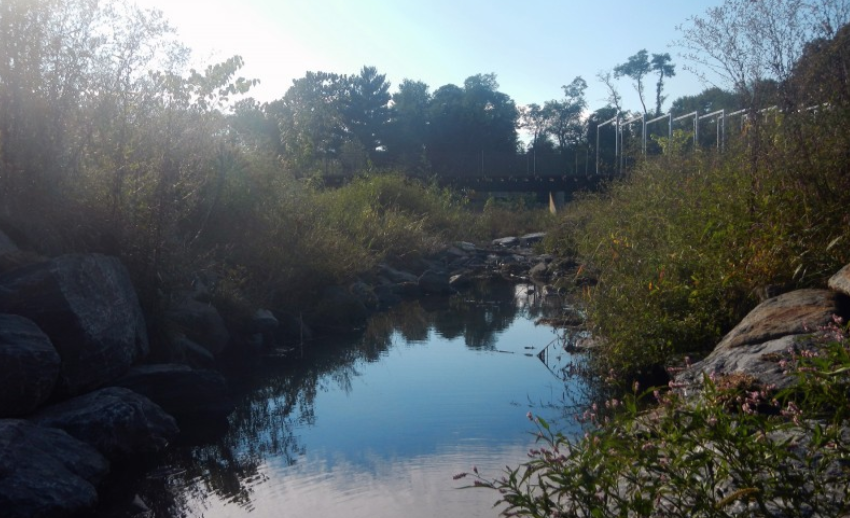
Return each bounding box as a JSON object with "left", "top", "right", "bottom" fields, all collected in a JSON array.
[{"left": 544, "top": 112, "right": 850, "bottom": 382}]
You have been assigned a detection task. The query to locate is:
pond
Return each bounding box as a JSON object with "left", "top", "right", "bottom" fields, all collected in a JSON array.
[{"left": 104, "top": 280, "right": 589, "bottom": 518}]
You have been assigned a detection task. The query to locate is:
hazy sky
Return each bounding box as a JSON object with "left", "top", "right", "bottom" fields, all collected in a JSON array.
[{"left": 134, "top": 0, "right": 726, "bottom": 113}]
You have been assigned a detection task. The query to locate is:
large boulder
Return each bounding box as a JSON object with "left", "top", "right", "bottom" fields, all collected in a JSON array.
[
  {"left": 0, "top": 314, "right": 60, "bottom": 417},
  {"left": 677, "top": 334, "right": 804, "bottom": 390},
  {"left": 678, "top": 289, "right": 846, "bottom": 390},
  {"left": 0, "top": 254, "right": 148, "bottom": 397},
  {"left": 110, "top": 364, "right": 233, "bottom": 424},
  {"left": 31, "top": 387, "right": 178, "bottom": 462},
  {"left": 166, "top": 296, "right": 230, "bottom": 357},
  {"left": 0, "top": 419, "right": 109, "bottom": 518},
  {"left": 715, "top": 289, "right": 842, "bottom": 350}
]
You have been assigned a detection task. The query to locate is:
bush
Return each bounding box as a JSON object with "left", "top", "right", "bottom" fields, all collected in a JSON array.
[{"left": 545, "top": 111, "right": 850, "bottom": 381}]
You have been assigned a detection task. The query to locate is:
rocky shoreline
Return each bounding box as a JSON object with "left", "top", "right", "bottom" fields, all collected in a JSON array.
[{"left": 0, "top": 230, "right": 576, "bottom": 517}]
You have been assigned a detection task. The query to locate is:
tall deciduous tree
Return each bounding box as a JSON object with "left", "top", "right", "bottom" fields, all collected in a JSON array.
[
  {"left": 546, "top": 76, "right": 588, "bottom": 153},
  {"left": 426, "top": 74, "right": 518, "bottom": 175},
  {"left": 677, "top": 0, "right": 850, "bottom": 111}
]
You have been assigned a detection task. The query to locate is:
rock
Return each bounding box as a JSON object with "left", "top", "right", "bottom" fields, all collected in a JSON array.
[
  {"left": 378, "top": 264, "right": 419, "bottom": 284},
  {"left": 0, "top": 229, "right": 18, "bottom": 255},
  {"left": 419, "top": 269, "right": 452, "bottom": 295},
  {"left": 492, "top": 236, "right": 519, "bottom": 248},
  {"left": 32, "top": 387, "right": 179, "bottom": 462},
  {"left": 0, "top": 419, "right": 109, "bottom": 518},
  {"left": 449, "top": 271, "right": 474, "bottom": 289},
  {"left": 164, "top": 333, "right": 216, "bottom": 368},
  {"left": 250, "top": 308, "right": 279, "bottom": 349},
  {"left": 455, "top": 241, "right": 477, "bottom": 252},
  {"left": 390, "top": 281, "right": 420, "bottom": 297},
  {"left": 0, "top": 314, "right": 60, "bottom": 417},
  {"left": 166, "top": 296, "right": 230, "bottom": 357},
  {"left": 677, "top": 334, "right": 806, "bottom": 390},
  {"left": 529, "top": 262, "right": 550, "bottom": 281},
  {"left": 519, "top": 232, "right": 546, "bottom": 247},
  {"left": 0, "top": 254, "right": 149, "bottom": 397},
  {"left": 715, "top": 289, "right": 842, "bottom": 350},
  {"left": 110, "top": 364, "right": 233, "bottom": 424},
  {"left": 827, "top": 262, "right": 850, "bottom": 297}
]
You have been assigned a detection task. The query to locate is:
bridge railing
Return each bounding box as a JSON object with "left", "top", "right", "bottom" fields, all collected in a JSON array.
[{"left": 596, "top": 103, "right": 824, "bottom": 175}]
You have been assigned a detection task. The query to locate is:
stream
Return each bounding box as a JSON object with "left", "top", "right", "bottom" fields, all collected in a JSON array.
[{"left": 101, "top": 280, "right": 589, "bottom": 518}]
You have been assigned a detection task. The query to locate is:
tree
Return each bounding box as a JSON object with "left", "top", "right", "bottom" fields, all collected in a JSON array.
[
  {"left": 426, "top": 74, "right": 519, "bottom": 176},
  {"left": 670, "top": 87, "right": 741, "bottom": 115},
  {"left": 519, "top": 103, "right": 552, "bottom": 150},
  {"left": 614, "top": 50, "right": 652, "bottom": 115},
  {"left": 345, "top": 65, "right": 391, "bottom": 161},
  {"left": 650, "top": 53, "right": 676, "bottom": 115},
  {"left": 386, "top": 79, "right": 431, "bottom": 170},
  {"left": 273, "top": 71, "right": 349, "bottom": 171},
  {"left": 677, "top": 0, "right": 850, "bottom": 111},
  {"left": 597, "top": 69, "right": 623, "bottom": 113},
  {"left": 546, "top": 76, "right": 588, "bottom": 152}
]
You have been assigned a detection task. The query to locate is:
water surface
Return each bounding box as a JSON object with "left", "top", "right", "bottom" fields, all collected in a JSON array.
[{"left": 121, "top": 281, "right": 588, "bottom": 518}]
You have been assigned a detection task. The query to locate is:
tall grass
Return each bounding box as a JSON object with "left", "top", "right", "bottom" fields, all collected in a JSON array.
[{"left": 546, "top": 110, "right": 850, "bottom": 380}]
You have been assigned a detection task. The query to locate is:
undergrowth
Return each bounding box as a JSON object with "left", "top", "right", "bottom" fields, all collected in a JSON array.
[{"left": 462, "top": 321, "right": 850, "bottom": 517}]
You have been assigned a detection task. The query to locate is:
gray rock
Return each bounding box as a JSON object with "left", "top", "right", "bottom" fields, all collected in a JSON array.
[
  {"left": 827, "top": 262, "right": 850, "bottom": 298},
  {"left": 449, "top": 271, "right": 474, "bottom": 289},
  {"left": 492, "top": 236, "right": 519, "bottom": 248},
  {"left": 32, "top": 387, "right": 179, "bottom": 462},
  {"left": 166, "top": 296, "right": 230, "bottom": 356},
  {"left": 677, "top": 334, "right": 804, "bottom": 390},
  {"left": 455, "top": 241, "right": 477, "bottom": 252},
  {"left": 110, "top": 364, "right": 233, "bottom": 424},
  {"left": 0, "top": 419, "right": 109, "bottom": 518},
  {"left": 519, "top": 232, "right": 546, "bottom": 247},
  {"left": 716, "top": 289, "right": 840, "bottom": 350},
  {"left": 0, "top": 314, "right": 60, "bottom": 417},
  {"left": 0, "top": 254, "right": 149, "bottom": 397}
]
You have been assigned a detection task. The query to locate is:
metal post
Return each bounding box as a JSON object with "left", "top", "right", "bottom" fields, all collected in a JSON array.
[
  {"left": 615, "top": 113, "right": 620, "bottom": 175},
  {"left": 595, "top": 124, "right": 600, "bottom": 175},
  {"left": 694, "top": 112, "right": 699, "bottom": 146}
]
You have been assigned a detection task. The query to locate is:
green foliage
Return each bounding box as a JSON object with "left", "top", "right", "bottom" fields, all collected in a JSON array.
[
  {"left": 545, "top": 109, "right": 850, "bottom": 380},
  {"left": 467, "top": 324, "right": 850, "bottom": 517}
]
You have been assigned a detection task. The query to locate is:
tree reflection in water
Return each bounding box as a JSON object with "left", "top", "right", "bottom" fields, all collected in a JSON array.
[{"left": 104, "top": 279, "right": 565, "bottom": 517}]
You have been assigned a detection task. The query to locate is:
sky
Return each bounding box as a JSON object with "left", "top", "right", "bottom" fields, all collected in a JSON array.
[{"left": 132, "top": 0, "right": 727, "bottom": 114}]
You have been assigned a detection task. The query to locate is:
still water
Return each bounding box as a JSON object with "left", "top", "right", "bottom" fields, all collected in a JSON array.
[{"left": 121, "top": 281, "right": 588, "bottom": 518}]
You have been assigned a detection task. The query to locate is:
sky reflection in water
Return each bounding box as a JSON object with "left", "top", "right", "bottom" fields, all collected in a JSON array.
[{"left": 136, "top": 281, "right": 588, "bottom": 518}]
